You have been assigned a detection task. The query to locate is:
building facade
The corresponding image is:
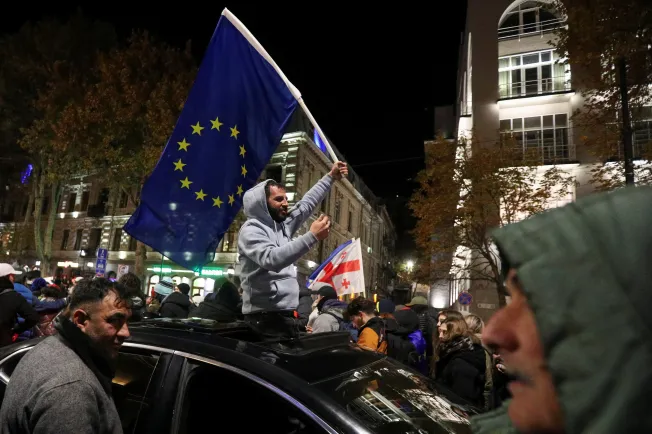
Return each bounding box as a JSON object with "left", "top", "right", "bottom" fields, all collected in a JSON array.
[
  {"left": 0, "top": 114, "right": 396, "bottom": 298},
  {"left": 434, "top": 0, "right": 596, "bottom": 320}
]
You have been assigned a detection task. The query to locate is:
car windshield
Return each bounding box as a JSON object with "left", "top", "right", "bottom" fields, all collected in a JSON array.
[{"left": 314, "top": 359, "right": 475, "bottom": 434}]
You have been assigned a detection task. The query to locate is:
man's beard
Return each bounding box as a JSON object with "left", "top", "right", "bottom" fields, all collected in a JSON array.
[{"left": 267, "top": 204, "right": 287, "bottom": 222}]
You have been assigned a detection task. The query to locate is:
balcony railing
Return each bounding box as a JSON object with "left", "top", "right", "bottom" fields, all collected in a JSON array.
[
  {"left": 499, "top": 76, "right": 571, "bottom": 99},
  {"left": 503, "top": 127, "right": 576, "bottom": 164},
  {"left": 498, "top": 17, "right": 565, "bottom": 40}
]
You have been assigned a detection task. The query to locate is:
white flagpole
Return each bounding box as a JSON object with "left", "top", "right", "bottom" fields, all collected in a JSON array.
[{"left": 222, "top": 8, "right": 340, "bottom": 164}]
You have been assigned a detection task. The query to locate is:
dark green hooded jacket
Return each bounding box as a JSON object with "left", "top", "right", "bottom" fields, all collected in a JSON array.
[{"left": 472, "top": 186, "right": 652, "bottom": 433}]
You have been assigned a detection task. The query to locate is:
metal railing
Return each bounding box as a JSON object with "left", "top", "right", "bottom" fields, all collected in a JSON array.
[
  {"left": 498, "top": 17, "right": 565, "bottom": 40},
  {"left": 499, "top": 76, "right": 571, "bottom": 99},
  {"left": 503, "top": 128, "right": 576, "bottom": 164}
]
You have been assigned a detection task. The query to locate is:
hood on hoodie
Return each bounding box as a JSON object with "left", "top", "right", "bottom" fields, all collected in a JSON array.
[
  {"left": 242, "top": 180, "right": 276, "bottom": 229},
  {"left": 473, "top": 186, "right": 652, "bottom": 434},
  {"left": 213, "top": 280, "right": 240, "bottom": 312},
  {"left": 321, "top": 299, "right": 348, "bottom": 318},
  {"left": 392, "top": 308, "right": 420, "bottom": 335}
]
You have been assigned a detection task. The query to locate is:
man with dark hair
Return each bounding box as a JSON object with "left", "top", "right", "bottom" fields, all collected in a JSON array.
[
  {"left": 0, "top": 278, "right": 131, "bottom": 433},
  {"left": 348, "top": 297, "right": 387, "bottom": 354},
  {"left": 238, "top": 161, "right": 348, "bottom": 338},
  {"left": 118, "top": 272, "right": 144, "bottom": 322}
]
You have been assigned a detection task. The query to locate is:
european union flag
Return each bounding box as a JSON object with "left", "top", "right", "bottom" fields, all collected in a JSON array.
[{"left": 123, "top": 9, "right": 299, "bottom": 271}]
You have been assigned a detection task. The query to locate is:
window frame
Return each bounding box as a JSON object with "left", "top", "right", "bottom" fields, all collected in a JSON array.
[
  {"left": 498, "top": 49, "right": 568, "bottom": 98},
  {"left": 500, "top": 112, "right": 572, "bottom": 162}
]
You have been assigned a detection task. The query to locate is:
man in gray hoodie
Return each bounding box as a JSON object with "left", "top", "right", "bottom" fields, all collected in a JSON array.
[{"left": 238, "top": 161, "right": 347, "bottom": 338}]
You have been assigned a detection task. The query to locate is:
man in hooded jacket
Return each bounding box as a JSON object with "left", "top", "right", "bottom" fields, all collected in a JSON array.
[
  {"left": 238, "top": 161, "right": 347, "bottom": 338},
  {"left": 471, "top": 186, "right": 652, "bottom": 434}
]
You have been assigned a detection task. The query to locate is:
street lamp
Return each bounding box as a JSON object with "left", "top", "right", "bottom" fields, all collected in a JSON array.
[{"left": 406, "top": 260, "right": 414, "bottom": 273}]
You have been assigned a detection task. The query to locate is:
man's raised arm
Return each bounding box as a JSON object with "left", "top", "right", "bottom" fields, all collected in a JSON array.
[
  {"left": 285, "top": 162, "right": 348, "bottom": 235},
  {"left": 239, "top": 215, "right": 331, "bottom": 272}
]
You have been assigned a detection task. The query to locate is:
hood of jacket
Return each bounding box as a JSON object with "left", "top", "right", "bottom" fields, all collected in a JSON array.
[
  {"left": 392, "top": 308, "right": 420, "bottom": 335},
  {"left": 193, "top": 297, "right": 239, "bottom": 322},
  {"left": 242, "top": 179, "right": 275, "bottom": 229},
  {"left": 321, "top": 299, "right": 347, "bottom": 318},
  {"left": 161, "top": 292, "right": 192, "bottom": 308},
  {"left": 13, "top": 283, "right": 33, "bottom": 303},
  {"left": 473, "top": 186, "right": 652, "bottom": 434}
]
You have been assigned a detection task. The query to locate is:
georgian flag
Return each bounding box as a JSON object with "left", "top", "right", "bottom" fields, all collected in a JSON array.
[{"left": 307, "top": 238, "right": 365, "bottom": 295}]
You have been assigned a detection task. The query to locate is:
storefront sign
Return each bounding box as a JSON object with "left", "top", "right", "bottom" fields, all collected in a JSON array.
[{"left": 147, "top": 266, "right": 225, "bottom": 277}]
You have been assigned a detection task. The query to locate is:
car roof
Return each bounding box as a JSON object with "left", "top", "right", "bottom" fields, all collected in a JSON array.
[{"left": 126, "top": 318, "right": 383, "bottom": 384}]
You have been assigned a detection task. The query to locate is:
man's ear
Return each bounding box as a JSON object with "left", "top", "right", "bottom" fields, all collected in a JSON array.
[{"left": 71, "top": 308, "right": 91, "bottom": 331}]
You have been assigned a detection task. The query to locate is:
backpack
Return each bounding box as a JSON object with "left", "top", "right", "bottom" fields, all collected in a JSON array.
[
  {"left": 322, "top": 311, "right": 348, "bottom": 332},
  {"left": 323, "top": 311, "right": 358, "bottom": 342}
]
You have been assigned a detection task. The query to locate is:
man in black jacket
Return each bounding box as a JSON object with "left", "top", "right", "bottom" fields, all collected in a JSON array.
[
  {"left": 160, "top": 283, "right": 195, "bottom": 318},
  {"left": 0, "top": 264, "right": 38, "bottom": 347}
]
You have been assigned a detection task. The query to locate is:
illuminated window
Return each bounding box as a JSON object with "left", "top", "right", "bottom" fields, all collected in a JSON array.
[
  {"left": 192, "top": 278, "right": 206, "bottom": 297},
  {"left": 498, "top": 50, "right": 569, "bottom": 98},
  {"left": 499, "top": 1, "right": 563, "bottom": 39},
  {"left": 500, "top": 113, "right": 571, "bottom": 163}
]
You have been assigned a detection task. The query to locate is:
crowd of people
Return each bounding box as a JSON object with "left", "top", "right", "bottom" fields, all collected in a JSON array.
[{"left": 134, "top": 272, "right": 512, "bottom": 412}]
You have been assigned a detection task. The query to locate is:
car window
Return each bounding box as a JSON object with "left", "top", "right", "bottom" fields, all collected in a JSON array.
[
  {"left": 176, "top": 361, "right": 329, "bottom": 434},
  {"left": 112, "top": 349, "right": 161, "bottom": 434},
  {"left": 313, "top": 359, "right": 474, "bottom": 434},
  {"left": 0, "top": 347, "right": 32, "bottom": 404},
  {"left": 0, "top": 348, "right": 31, "bottom": 383}
]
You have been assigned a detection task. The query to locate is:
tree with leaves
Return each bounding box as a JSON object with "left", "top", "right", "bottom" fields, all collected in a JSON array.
[
  {"left": 53, "top": 31, "right": 196, "bottom": 279},
  {"left": 551, "top": 0, "right": 652, "bottom": 189},
  {"left": 0, "top": 12, "right": 117, "bottom": 274},
  {"left": 409, "top": 136, "right": 574, "bottom": 306}
]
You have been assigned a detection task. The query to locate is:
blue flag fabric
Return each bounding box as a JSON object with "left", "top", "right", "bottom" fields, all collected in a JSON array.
[
  {"left": 124, "top": 12, "right": 299, "bottom": 271},
  {"left": 306, "top": 239, "right": 353, "bottom": 287}
]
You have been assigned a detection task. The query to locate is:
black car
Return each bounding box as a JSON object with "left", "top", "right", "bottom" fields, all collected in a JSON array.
[{"left": 0, "top": 319, "right": 476, "bottom": 434}]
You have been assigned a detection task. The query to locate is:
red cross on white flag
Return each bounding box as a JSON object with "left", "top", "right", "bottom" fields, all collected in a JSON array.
[{"left": 308, "top": 238, "right": 365, "bottom": 295}]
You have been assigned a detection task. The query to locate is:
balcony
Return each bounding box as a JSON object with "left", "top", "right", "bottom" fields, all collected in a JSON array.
[
  {"left": 498, "top": 17, "right": 565, "bottom": 40},
  {"left": 505, "top": 127, "right": 576, "bottom": 164},
  {"left": 499, "top": 76, "right": 571, "bottom": 100}
]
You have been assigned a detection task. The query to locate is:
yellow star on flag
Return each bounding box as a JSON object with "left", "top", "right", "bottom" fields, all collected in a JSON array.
[
  {"left": 212, "top": 196, "right": 223, "bottom": 208},
  {"left": 237, "top": 185, "right": 244, "bottom": 197},
  {"left": 173, "top": 159, "right": 186, "bottom": 172},
  {"left": 180, "top": 177, "right": 192, "bottom": 189},
  {"left": 178, "top": 138, "right": 190, "bottom": 151},
  {"left": 228, "top": 194, "right": 235, "bottom": 205},
  {"left": 239, "top": 144, "right": 246, "bottom": 157},
  {"left": 191, "top": 122, "right": 204, "bottom": 136},
  {"left": 210, "top": 117, "right": 223, "bottom": 131},
  {"left": 230, "top": 125, "right": 240, "bottom": 139},
  {"left": 195, "top": 189, "right": 207, "bottom": 201},
  {"left": 241, "top": 165, "right": 247, "bottom": 177}
]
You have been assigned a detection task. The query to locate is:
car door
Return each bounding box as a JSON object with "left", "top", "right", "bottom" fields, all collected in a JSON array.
[
  {"left": 169, "top": 353, "right": 339, "bottom": 434},
  {"left": 0, "top": 341, "right": 182, "bottom": 434},
  {"left": 112, "top": 343, "right": 175, "bottom": 434}
]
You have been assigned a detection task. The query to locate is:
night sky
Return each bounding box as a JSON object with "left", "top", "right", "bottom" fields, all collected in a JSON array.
[{"left": 2, "top": 3, "right": 466, "bottom": 199}]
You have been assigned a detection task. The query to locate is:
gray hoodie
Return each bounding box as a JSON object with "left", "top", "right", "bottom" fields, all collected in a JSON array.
[
  {"left": 311, "top": 299, "right": 348, "bottom": 333},
  {"left": 238, "top": 174, "right": 333, "bottom": 314}
]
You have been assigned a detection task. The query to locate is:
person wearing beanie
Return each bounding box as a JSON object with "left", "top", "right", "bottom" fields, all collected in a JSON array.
[
  {"left": 153, "top": 276, "right": 174, "bottom": 297},
  {"left": 377, "top": 299, "right": 396, "bottom": 315},
  {"left": 160, "top": 281, "right": 195, "bottom": 319}
]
